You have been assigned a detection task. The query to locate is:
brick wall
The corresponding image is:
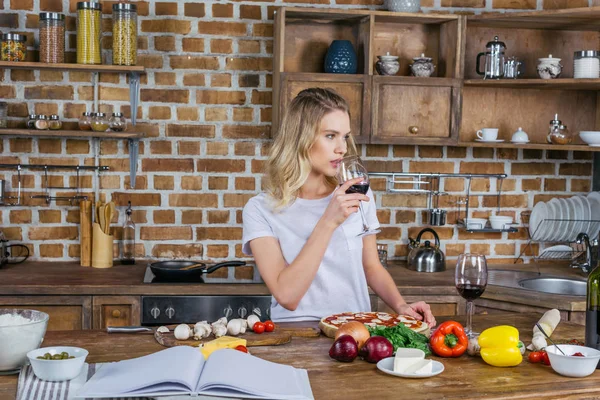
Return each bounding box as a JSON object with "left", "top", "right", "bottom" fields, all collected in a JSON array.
[{"left": 0, "top": 0, "right": 596, "bottom": 264}]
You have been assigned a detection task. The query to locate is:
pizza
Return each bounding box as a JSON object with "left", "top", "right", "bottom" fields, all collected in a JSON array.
[{"left": 318, "top": 312, "right": 430, "bottom": 338}]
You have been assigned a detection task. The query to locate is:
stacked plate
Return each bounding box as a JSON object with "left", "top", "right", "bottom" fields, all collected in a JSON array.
[{"left": 529, "top": 193, "right": 600, "bottom": 241}]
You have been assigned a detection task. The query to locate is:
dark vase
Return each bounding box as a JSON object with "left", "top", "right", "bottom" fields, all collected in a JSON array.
[{"left": 324, "top": 40, "right": 358, "bottom": 74}]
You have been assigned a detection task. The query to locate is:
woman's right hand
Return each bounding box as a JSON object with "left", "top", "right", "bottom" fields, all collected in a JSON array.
[{"left": 320, "top": 177, "right": 370, "bottom": 229}]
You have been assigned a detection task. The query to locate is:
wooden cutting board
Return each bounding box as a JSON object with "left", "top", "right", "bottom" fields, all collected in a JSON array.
[
  {"left": 154, "top": 324, "right": 292, "bottom": 348},
  {"left": 276, "top": 322, "right": 321, "bottom": 338}
]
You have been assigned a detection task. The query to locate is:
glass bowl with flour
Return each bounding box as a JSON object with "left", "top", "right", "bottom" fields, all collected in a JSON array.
[{"left": 0, "top": 309, "right": 49, "bottom": 374}]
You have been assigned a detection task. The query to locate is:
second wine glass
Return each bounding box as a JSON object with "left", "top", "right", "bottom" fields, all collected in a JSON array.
[
  {"left": 337, "top": 156, "right": 380, "bottom": 237},
  {"left": 455, "top": 253, "right": 488, "bottom": 337}
]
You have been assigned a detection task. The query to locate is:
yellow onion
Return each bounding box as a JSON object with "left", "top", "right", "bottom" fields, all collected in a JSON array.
[{"left": 334, "top": 321, "right": 370, "bottom": 350}]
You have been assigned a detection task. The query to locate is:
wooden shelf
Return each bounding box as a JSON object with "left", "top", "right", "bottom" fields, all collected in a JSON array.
[
  {"left": 0, "top": 61, "right": 145, "bottom": 74},
  {"left": 467, "top": 6, "right": 600, "bottom": 30},
  {"left": 464, "top": 78, "right": 600, "bottom": 90},
  {"left": 456, "top": 141, "right": 600, "bottom": 152},
  {"left": 0, "top": 129, "right": 144, "bottom": 139}
]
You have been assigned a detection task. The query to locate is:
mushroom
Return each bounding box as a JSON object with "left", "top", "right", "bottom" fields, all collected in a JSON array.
[
  {"left": 212, "top": 323, "right": 227, "bottom": 338},
  {"left": 193, "top": 321, "right": 212, "bottom": 339},
  {"left": 246, "top": 315, "right": 260, "bottom": 331},
  {"left": 174, "top": 324, "right": 191, "bottom": 340},
  {"left": 156, "top": 326, "right": 170, "bottom": 334},
  {"left": 227, "top": 319, "right": 246, "bottom": 336}
]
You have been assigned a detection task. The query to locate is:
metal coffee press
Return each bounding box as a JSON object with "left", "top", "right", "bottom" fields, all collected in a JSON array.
[{"left": 476, "top": 36, "right": 506, "bottom": 79}]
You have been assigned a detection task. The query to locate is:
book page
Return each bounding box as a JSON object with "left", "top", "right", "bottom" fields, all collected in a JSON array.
[
  {"left": 76, "top": 346, "right": 205, "bottom": 398},
  {"left": 196, "top": 349, "right": 313, "bottom": 400}
]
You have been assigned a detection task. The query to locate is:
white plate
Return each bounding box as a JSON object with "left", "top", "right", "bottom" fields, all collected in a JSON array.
[
  {"left": 529, "top": 201, "right": 547, "bottom": 240},
  {"left": 546, "top": 199, "right": 560, "bottom": 241},
  {"left": 565, "top": 197, "right": 578, "bottom": 241},
  {"left": 550, "top": 198, "right": 565, "bottom": 242},
  {"left": 577, "top": 196, "right": 591, "bottom": 238},
  {"left": 475, "top": 139, "right": 504, "bottom": 143},
  {"left": 376, "top": 357, "right": 444, "bottom": 379}
]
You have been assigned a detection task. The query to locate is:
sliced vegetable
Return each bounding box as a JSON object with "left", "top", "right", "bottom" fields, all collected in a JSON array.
[
  {"left": 367, "top": 322, "right": 431, "bottom": 356},
  {"left": 478, "top": 325, "right": 523, "bottom": 367},
  {"left": 429, "top": 321, "right": 468, "bottom": 358}
]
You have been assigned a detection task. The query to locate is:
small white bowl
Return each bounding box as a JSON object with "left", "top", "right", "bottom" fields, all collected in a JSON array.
[
  {"left": 546, "top": 344, "right": 600, "bottom": 378},
  {"left": 27, "top": 346, "right": 88, "bottom": 381},
  {"left": 465, "top": 218, "right": 487, "bottom": 230},
  {"left": 579, "top": 131, "right": 600, "bottom": 147},
  {"left": 489, "top": 216, "right": 513, "bottom": 230}
]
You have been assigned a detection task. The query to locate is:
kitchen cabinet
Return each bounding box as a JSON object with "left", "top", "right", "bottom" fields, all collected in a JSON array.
[
  {"left": 92, "top": 296, "right": 141, "bottom": 329},
  {"left": 0, "top": 296, "right": 92, "bottom": 330},
  {"left": 374, "top": 295, "right": 465, "bottom": 316},
  {"left": 272, "top": 8, "right": 463, "bottom": 144}
]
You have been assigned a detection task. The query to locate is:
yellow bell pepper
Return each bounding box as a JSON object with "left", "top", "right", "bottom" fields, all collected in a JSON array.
[{"left": 478, "top": 325, "right": 523, "bottom": 367}]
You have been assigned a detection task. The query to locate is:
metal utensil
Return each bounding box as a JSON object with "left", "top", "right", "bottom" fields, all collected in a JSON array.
[
  {"left": 536, "top": 322, "right": 566, "bottom": 355},
  {"left": 107, "top": 326, "right": 153, "bottom": 333}
]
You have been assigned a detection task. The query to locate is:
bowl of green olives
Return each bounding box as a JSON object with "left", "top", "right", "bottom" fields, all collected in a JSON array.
[{"left": 27, "top": 346, "right": 88, "bottom": 381}]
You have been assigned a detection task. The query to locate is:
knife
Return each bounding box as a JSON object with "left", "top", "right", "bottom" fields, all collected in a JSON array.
[{"left": 106, "top": 326, "right": 153, "bottom": 333}]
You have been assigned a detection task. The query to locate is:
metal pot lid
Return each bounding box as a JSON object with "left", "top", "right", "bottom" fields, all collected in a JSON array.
[
  {"left": 574, "top": 50, "right": 599, "bottom": 58},
  {"left": 485, "top": 36, "right": 506, "bottom": 49}
]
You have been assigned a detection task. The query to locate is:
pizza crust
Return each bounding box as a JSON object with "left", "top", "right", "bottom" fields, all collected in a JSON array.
[{"left": 319, "top": 312, "right": 429, "bottom": 339}]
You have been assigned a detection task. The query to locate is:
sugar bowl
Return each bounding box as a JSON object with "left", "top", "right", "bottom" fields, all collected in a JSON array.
[
  {"left": 410, "top": 53, "right": 435, "bottom": 77},
  {"left": 537, "top": 54, "right": 562, "bottom": 79},
  {"left": 375, "top": 52, "right": 399, "bottom": 76}
]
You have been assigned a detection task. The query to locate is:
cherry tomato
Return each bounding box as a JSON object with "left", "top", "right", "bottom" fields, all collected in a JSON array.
[
  {"left": 235, "top": 345, "right": 248, "bottom": 353},
  {"left": 540, "top": 351, "right": 551, "bottom": 366},
  {"left": 528, "top": 351, "right": 542, "bottom": 363},
  {"left": 264, "top": 320, "right": 275, "bottom": 332},
  {"left": 572, "top": 352, "right": 585, "bottom": 357},
  {"left": 253, "top": 322, "right": 265, "bottom": 334}
]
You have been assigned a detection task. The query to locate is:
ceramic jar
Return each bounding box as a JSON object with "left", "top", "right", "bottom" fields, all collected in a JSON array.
[
  {"left": 324, "top": 40, "right": 357, "bottom": 74},
  {"left": 410, "top": 53, "right": 435, "bottom": 77},
  {"left": 511, "top": 127, "right": 529, "bottom": 143},
  {"left": 384, "top": 0, "right": 420, "bottom": 12},
  {"left": 375, "top": 52, "right": 399, "bottom": 76},
  {"left": 537, "top": 54, "right": 562, "bottom": 79}
]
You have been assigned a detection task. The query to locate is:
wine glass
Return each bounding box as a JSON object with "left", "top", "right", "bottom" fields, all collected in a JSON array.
[
  {"left": 337, "top": 156, "right": 380, "bottom": 237},
  {"left": 455, "top": 253, "right": 488, "bottom": 337}
]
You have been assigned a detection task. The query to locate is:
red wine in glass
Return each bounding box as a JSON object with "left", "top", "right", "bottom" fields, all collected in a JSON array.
[
  {"left": 456, "top": 283, "right": 486, "bottom": 301},
  {"left": 345, "top": 183, "right": 370, "bottom": 195}
]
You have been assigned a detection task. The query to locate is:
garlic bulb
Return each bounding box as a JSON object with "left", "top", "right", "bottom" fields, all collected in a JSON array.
[
  {"left": 194, "top": 321, "right": 212, "bottom": 339},
  {"left": 174, "top": 324, "right": 191, "bottom": 340}
]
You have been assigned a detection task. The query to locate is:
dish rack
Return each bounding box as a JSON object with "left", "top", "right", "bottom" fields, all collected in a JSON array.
[
  {"left": 370, "top": 172, "right": 517, "bottom": 233},
  {"left": 516, "top": 210, "right": 599, "bottom": 263}
]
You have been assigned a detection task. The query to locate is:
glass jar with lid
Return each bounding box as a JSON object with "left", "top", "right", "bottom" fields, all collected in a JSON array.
[
  {"left": 547, "top": 113, "right": 572, "bottom": 145},
  {"left": 76, "top": 2, "right": 102, "bottom": 65},
  {"left": 79, "top": 111, "right": 92, "bottom": 130},
  {"left": 26, "top": 114, "right": 37, "bottom": 129},
  {"left": 39, "top": 12, "right": 65, "bottom": 63},
  {"left": 109, "top": 112, "right": 127, "bottom": 132},
  {"left": 112, "top": 3, "right": 137, "bottom": 66},
  {"left": 91, "top": 112, "right": 109, "bottom": 132},
  {"left": 1, "top": 33, "right": 27, "bottom": 62},
  {"left": 574, "top": 50, "right": 600, "bottom": 79},
  {"left": 35, "top": 115, "right": 49, "bottom": 130},
  {"left": 48, "top": 115, "right": 62, "bottom": 130}
]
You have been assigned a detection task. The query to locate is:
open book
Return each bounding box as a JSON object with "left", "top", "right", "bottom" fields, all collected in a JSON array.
[{"left": 75, "top": 346, "right": 313, "bottom": 399}]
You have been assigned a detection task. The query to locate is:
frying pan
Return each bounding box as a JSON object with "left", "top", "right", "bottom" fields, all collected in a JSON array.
[{"left": 149, "top": 260, "right": 245, "bottom": 281}]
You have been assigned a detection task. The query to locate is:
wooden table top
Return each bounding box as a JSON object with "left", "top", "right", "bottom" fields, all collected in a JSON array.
[{"left": 0, "top": 313, "right": 597, "bottom": 400}]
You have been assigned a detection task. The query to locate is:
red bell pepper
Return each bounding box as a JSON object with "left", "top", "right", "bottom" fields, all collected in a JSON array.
[{"left": 429, "top": 321, "right": 468, "bottom": 357}]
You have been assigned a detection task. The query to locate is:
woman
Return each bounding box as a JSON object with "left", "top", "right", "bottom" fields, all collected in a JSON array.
[{"left": 242, "top": 87, "right": 436, "bottom": 326}]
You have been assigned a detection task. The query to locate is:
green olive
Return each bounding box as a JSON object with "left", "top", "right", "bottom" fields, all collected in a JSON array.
[
  {"left": 43, "top": 353, "right": 51, "bottom": 359},
  {"left": 52, "top": 354, "right": 62, "bottom": 360}
]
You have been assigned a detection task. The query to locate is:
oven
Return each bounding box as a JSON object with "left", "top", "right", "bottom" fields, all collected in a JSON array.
[{"left": 140, "top": 265, "right": 272, "bottom": 326}]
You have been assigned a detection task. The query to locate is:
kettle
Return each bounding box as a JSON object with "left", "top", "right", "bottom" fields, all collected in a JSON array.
[
  {"left": 0, "top": 232, "right": 29, "bottom": 268},
  {"left": 476, "top": 36, "right": 506, "bottom": 79},
  {"left": 407, "top": 228, "right": 446, "bottom": 272}
]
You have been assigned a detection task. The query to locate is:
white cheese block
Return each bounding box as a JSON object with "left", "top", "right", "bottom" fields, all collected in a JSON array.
[
  {"left": 393, "top": 351, "right": 425, "bottom": 373},
  {"left": 404, "top": 359, "right": 433, "bottom": 375}
]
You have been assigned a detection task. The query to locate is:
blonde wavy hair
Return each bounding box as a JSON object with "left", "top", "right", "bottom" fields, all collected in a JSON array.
[{"left": 265, "top": 87, "right": 357, "bottom": 209}]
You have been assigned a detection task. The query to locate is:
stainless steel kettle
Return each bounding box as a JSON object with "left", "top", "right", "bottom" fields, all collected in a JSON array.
[
  {"left": 407, "top": 228, "right": 446, "bottom": 272},
  {"left": 0, "top": 231, "right": 29, "bottom": 267}
]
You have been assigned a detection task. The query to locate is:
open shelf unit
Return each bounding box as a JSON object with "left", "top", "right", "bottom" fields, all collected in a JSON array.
[
  {"left": 273, "top": 6, "right": 600, "bottom": 151},
  {"left": 0, "top": 61, "right": 145, "bottom": 74},
  {"left": 0, "top": 129, "right": 144, "bottom": 139}
]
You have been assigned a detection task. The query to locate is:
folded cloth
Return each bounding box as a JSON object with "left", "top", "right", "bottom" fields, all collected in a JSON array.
[{"left": 16, "top": 363, "right": 239, "bottom": 400}]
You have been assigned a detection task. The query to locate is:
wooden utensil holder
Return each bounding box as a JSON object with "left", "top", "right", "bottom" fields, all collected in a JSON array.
[{"left": 92, "top": 222, "right": 113, "bottom": 268}]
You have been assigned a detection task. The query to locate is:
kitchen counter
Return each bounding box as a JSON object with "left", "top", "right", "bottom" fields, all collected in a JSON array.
[
  {"left": 0, "top": 313, "right": 596, "bottom": 400},
  {"left": 0, "top": 261, "right": 586, "bottom": 312}
]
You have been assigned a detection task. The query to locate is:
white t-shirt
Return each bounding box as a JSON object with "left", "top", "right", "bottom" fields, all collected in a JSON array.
[{"left": 242, "top": 189, "right": 380, "bottom": 322}]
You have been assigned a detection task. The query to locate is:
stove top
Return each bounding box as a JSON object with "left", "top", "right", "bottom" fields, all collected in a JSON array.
[{"left": 142, "top": 266, "right": 265, "bottom": 284}]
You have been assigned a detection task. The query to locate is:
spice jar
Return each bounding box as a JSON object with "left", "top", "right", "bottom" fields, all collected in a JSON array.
[
  {"left": 109, "top": 112, "right": 127, "bottom": 132},
  {"left": 39, "top": 12, "right": 65, "bottom": 63},
  {"left": 410, "top": 53, "right": 435, "bottom": 77},
  {"left": 1, "top": 33, "right": 27, "bottom": 62},
  {"left": 76, "top": 2, "right": 102, "bottom": 65},
  {"left": 78, "top": 111, "right": 92, "bottom": 130},
  {"left": 35, "top": 115, "right": 49, "bottom": 130},
  {"left": 91, "top": 112, "right": 109, "bottom": 132},
  {"left": 574, "top": 51, "right": 600, "bottom": 79},
  {"left": 112, "top": 3, "right": 137, "bottom": 66},
  {"left": 48, "top": 114, "right": 62, "bottom": 130},
  {"left": 547, "top": 113, "right": 572, "bottom": 145},
  {"left": 0, "top": 102, "right": 7, "bottom": 129},
  {"left": 26, "top": 114, "right": 37, "bottom": 129}
]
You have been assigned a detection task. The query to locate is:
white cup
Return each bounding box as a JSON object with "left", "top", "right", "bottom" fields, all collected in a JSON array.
[
  {"left": 476, "top": 128, "right": 499, "bottom": 141},
  {"left": 489, "top": 216, "right": 513, "bottom": 230}
]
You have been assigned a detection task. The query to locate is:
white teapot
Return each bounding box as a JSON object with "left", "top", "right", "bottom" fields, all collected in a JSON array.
[{"left": 511, "top": 127, "right": 529, "bottom": 143}]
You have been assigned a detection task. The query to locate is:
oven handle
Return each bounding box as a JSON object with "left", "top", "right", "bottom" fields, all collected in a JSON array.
[{"left": 106, "top": 326, "right": 153, "bottom": 333}]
